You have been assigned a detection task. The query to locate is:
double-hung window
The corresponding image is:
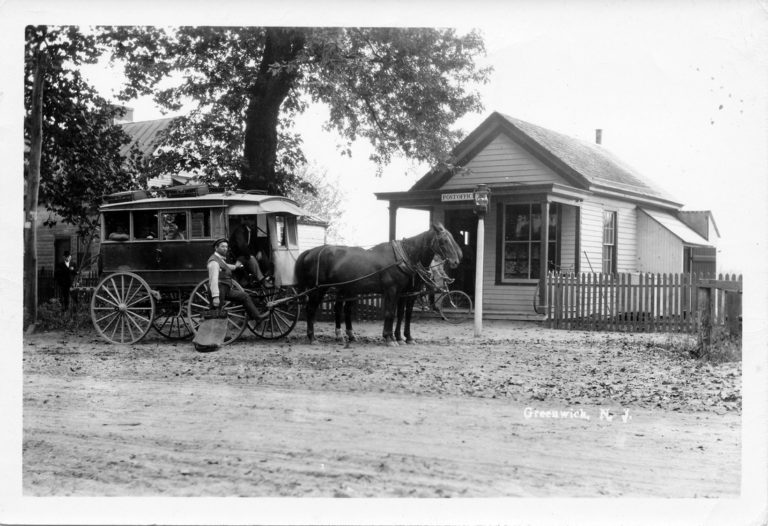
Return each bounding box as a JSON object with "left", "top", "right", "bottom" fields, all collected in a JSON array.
[
  {"left": 502, "top": 203, "right": 558, "bottom": 281},
  {"left": 602, "top": 210, "right": 617, "bottom": 273}
]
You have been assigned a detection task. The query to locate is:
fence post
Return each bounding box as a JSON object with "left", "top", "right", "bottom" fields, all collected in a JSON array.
[
  {"left": 697, "top": 283, "right": 712, "bottom": 356},
  {"left": 725, "top": 274, "right": 742, "bottom": 338}
]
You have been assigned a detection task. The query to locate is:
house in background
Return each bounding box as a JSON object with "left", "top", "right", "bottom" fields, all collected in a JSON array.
[{"left": 376, "top": 112, "right": 719, "bottom": 320}]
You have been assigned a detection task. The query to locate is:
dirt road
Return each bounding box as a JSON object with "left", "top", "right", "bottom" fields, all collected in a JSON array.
[{"left": 23, "top": 319, "right": 741, "bottom": 497}]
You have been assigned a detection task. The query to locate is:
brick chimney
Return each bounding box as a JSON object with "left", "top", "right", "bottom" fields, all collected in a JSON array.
[{"left": 595, "top": 129, "right": 602, "bottom": 145}]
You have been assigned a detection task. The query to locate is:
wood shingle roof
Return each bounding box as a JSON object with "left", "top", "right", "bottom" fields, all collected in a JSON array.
[
  {"left": 412, "top": 112, "right": 681, "bottom": 208},
  {"left": 119, "top": 117, "right": 175, "bottom": 157}
]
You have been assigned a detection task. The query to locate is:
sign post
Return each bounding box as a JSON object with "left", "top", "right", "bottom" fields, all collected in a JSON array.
[{"left": 472, "top": 185, "right": 490, "bottom": 338}]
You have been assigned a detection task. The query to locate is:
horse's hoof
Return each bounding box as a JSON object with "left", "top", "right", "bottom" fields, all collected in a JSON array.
[
  {"left": 346, "top": 330, "right": 357, "bottom": 342},
  {"left": 335, "top": 328, "right": 343, "bottom": 342},
  {"left": 387, "top": 340, "right": 399, "bottom": 347},
  {"left": 405, "top": 338, "right": 415, "bottom": 345}
]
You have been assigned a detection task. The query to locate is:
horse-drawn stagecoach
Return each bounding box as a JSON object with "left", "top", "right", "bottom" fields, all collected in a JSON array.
[
  {"left": 90, "top": 185, "right": 307, "bottom": 344},
  {"left": 90, "top": 184, "right": 471, "bottom": 347}
]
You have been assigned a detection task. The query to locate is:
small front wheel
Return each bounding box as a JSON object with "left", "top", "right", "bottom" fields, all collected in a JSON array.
[
  {"left": 437, "top": 290, "right": 472, "bottom": 324},
  {"left": 248, "top": 286, "right": 300, "bottom": 339}
]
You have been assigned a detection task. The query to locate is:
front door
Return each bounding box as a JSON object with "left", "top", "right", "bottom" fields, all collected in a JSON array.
[{"left": 444, "top": 209, "right": 477, "bottom": 298}]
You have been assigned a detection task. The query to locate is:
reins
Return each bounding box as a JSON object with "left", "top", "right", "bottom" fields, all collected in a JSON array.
[{"left": 265, "top": 229, "right": 455, "bottom": 308}]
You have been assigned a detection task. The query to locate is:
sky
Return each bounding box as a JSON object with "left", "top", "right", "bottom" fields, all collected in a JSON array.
[{"left": 71, "top": 1, "right": 768, "bottom": 275}]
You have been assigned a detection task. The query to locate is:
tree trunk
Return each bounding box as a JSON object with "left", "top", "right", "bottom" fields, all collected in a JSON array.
[
  {"left": 24, "top": 51, "right": 45, "bottom": 329},
  {"left": 241, "top": 28, "right": 306, "bottom": 194}
]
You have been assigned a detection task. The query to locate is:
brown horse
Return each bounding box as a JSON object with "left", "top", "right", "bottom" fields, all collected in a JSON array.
[{"left": 294, "top": 223, "right": 462, "bottom": 345}]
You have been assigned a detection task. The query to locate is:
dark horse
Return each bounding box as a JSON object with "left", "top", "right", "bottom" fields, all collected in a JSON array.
[{"left": 294, "top": 223, "right": 462, "bottom": 345}]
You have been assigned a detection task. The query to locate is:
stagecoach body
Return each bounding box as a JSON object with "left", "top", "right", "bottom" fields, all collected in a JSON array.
[{"left": 91, "top": 187, "right": 309, "bottom": 344}]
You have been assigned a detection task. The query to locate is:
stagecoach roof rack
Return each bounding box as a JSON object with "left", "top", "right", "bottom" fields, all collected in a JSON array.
[
  {"left": 98, "top": 187, "right": 312, "bottom": 217},
  {"left": 161, "top": 183, "right": 210, "bottom": 198},
  {"left": 228, "top": 188, "right": 268, "bottom": 195},
  {"left": 101, "top": 189, "right": 149, "bottom": 204}
]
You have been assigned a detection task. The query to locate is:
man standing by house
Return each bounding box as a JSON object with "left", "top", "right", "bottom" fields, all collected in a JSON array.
[
  {"left": 54, "top": 251, "right": 75, "bottom": 311},
  {"left": 207, "top": 238, "right": 268, "bottom": 321}
]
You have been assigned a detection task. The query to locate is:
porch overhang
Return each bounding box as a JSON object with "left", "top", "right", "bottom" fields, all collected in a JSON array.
[{"left": 375, "top": 183, "right": 590, "bottom": 209}]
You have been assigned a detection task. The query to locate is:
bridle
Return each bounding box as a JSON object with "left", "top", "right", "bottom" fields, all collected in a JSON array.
[{"left": 430, "top": 229, "right": 457, "bottom": 263}]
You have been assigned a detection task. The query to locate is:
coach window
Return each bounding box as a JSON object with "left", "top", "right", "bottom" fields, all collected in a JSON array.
[
  {"left": 104, "top": 211, "right": 130, "bottom": 241},
  {"left": 189, "top": 209, "right": 212, "bottom": 239},
  {"left": 133, "top": 210, "right": 159, "bottom": 240},
  {"left": 161, "top": 211, "right": 188, "bottom": 240},
  {"left": 274, "top": 215, "right": 298, "bottom": 248}
]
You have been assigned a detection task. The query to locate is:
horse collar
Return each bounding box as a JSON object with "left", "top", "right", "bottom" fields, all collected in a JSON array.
[{"left": 391, "top": 240, "right": 414, "bottom": 274}]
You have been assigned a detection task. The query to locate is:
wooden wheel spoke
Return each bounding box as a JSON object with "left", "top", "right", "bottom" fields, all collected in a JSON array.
[
  {"left": 125, "top": 291, "right": 150, "bottom": 308},
  {"left": 192, "top": 289, "right": 210, "bottom": 305},
  {"left": 95, "top": 310, "right": 120, "bottom": 325},
  {"left": 94, "top": 294, "right": 120, "bottom": 308},
  {"left": 267, "top": 311, "right": 290, "bottom": 332},
  {"left": 226, "top": 312, "right": 247, "bottom": 327},
  {"left": 155, "top": 316, "right": 171, "bottom": 332},
  {"left": 108, "top": 277, "right": 124, "bottom": 303},
  {"left": 109, "top": 313, "right": 122, "bottom": 341},
  {"left": 124, "top": 308, "right": 151, "bottom": 327},
  {"left": 123, "top": 281, "right": 143, "bottom": 306},
  {"left": 189, "top": 301, "right": 209, "bottom": 312},
  {"left": 99, "top": 311, "right": 121, "bottom": 333},
  {"left": 123, "top": 315, "right": 137, "bottom": 342},
  {"left": 100, "top": 283, "right": 122, "bottom": 306}
]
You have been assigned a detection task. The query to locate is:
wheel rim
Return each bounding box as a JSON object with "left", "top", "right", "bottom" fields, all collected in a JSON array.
[
  {"left": 438, "top": 290, "right": 473, "bottom": 324},
  {"left": 248, "top": 286, "right": 300, "bottom": 339},
  {"left": 90, "top": 272, "right": 155, "bottom": 344},
  {"left": 152, "top": 296, "right": 193, "bottom": 340},
  {"left": 187, "top": 280, "right": 247, "bottom": 345}
]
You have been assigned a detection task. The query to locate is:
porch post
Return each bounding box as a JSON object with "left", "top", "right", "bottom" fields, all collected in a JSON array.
[
  {"left": 574, "top": 205, "right": 581, "bottom": 273},
  {"left": 474, "top": 212, "right": 485, "bottom": 337},
  {"left": 388, "top": 204, "right": 398, "bottom": 241},
  {"left": 539, "top": 199, "right": 550, "bottom": 310}
]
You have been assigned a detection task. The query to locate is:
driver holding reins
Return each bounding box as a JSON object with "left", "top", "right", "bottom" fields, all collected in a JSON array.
[{"left": 207, "top": 238, "right": 269, "bottom": 321}]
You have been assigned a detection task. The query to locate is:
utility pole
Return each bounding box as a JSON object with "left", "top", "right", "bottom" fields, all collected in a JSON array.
[{"left": 24, "top": 47, "right": 45, "bottom": 330}]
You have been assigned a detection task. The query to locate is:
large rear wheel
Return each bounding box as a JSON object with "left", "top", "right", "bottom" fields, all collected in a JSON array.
[
  {"left": 90, "top": 272, "right": 156, "bottom": 344},
  {"left": 187, "top": 279, "right": 248, "bottom": 345},
  {"left": 437, "top": 290, "right": 472, "bottom": 324}
]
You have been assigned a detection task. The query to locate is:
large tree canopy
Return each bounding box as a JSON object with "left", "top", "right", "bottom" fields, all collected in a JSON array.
[
  {"left": 101, "top": 26, "right": 491, "bottom": 194},
  {"left": 25, "top": 25, "right": 141, "bottom": 236}
]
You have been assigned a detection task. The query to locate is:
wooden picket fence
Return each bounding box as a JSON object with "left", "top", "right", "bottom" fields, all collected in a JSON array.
[
  {"left": 547, "top": 272, "right": 742, "bottom": 334},
  {"left": 37, "top": 268, "right": 101, "bottom": 304},
  {"left": 314, "top": 292, "right": 384, "bottom": 322}
]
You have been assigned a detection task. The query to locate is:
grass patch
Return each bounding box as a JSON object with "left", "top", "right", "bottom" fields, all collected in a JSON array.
[{"left": 34, "top": 298, "right": 93, "bottom": 333}]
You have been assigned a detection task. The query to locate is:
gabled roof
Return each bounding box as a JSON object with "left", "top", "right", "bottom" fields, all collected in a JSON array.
[
  {"left": 412, "top": 112, "right": 681, "bottom": 208},
  {"left": 678, "top": 210, "right": 721, "bottom": 238},
  {"left": 120, "top": 117, "right": 175, "bottom": 157}
]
